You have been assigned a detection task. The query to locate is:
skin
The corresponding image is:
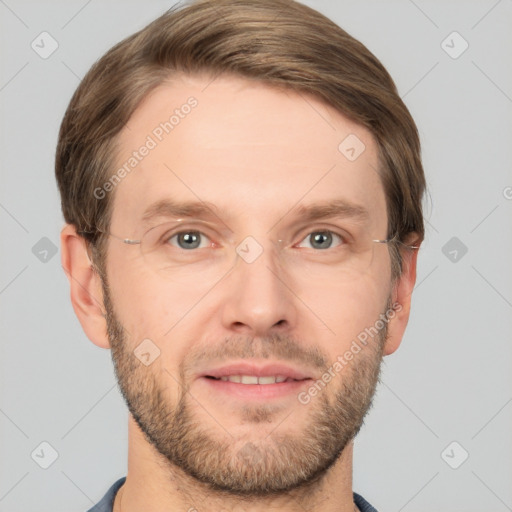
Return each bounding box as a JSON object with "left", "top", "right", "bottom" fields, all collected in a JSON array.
[{"left": 61, "top": 74, "right": 419, "bottom": 512}]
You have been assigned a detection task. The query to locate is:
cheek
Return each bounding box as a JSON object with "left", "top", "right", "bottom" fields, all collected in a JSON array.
[
  {"left": 298, "top": 274, "right": 390, "bottom": 355},
  {"left": 105, "top": 246, "right": 166, "bottom": 338},
  {"left": 105, "top": 250, "right": 206, "bottom": 359}
]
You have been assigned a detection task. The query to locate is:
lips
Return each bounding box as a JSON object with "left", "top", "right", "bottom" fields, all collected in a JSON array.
[
  {"left": 197, "top": 362, "right": 313, "bottom": 401},
  {"left": 200, "top": 362, "right": 312, "bottom": 383},
  {"left": 209, "top": 375, "right": 300, "bottom": 384}
]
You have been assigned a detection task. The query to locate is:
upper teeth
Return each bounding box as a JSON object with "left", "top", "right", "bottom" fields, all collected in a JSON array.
[{"left": 219, "top": 375, "right": 290, "bottom": 384}]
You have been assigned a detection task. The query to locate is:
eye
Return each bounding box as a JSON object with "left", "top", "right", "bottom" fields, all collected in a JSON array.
[
  {"left": 296, "top": 230, "right": 345, "bottom": 250},
  {"left": 166, "top": 230, "right": 213, "bottom": 250}
]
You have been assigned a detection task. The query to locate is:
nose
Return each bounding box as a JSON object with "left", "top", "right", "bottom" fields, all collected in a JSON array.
[{"left": 220, "top": 237, "right": 297, "bottom": 337}]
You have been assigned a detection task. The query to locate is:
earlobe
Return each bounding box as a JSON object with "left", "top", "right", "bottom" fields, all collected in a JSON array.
[
  {"left": 383, "top": 236, "right": 421, "bottom": 356},
  {"left": 60, "top": 224, "right": 110, "bottom": 349}
]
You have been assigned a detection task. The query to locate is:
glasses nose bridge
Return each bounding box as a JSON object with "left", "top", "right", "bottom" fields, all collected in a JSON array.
[{"left": 232, "top": 231, "right": 286, "bottom": 268}]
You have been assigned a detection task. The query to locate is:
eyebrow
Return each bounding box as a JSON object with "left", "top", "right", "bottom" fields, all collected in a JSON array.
[
  {"left": 291, "top": 199, "right": 370, "bottom": 224},
  {"left": 141, "top": 197, "right": 370, "bottom": 227},
  {"left": 142, "top": 199, "right": 221, "bottom": 224}
]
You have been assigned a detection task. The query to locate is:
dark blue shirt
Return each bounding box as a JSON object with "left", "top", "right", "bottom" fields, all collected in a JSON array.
[{"left": 86, "top": 477, "right": 378, "bottom": 512}]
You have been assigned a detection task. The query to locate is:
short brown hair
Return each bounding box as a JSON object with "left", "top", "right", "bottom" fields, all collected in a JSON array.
[{"left": 55, "top": 0, "right": 426, "bottom": 281}]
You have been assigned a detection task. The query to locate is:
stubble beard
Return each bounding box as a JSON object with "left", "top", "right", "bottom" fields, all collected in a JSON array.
[{"left": 102, "top": 276, "right": 388, "bottom": 497}]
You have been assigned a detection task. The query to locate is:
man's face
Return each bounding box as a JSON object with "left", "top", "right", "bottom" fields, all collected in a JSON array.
[{"left": 100, "top": 74, "right": 395, "bottom": 495}]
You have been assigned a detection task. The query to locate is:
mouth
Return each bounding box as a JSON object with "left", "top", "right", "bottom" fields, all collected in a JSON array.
[
  {"left": 205, "top": 375, "right": 307, "bottom": 384},
  {"left": 197, "top": 362, "right": 314, "bottom": 400}
]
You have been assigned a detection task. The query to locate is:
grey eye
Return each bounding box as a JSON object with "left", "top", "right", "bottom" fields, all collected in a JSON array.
[
  {"left": 298, "top": 231, "right": 343, "bottom": 250},
  {"left": 169, "top": 231, "right": 207, "bottom": 250}
]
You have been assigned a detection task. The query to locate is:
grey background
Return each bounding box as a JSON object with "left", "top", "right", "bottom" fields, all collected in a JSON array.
[{"left": 1, "top": 1, "right": 511, "bottom": 511}]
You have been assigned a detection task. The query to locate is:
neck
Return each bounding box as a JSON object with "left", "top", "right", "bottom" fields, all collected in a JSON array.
[{"left": 116, "top": 416, "right": 358, "bottom": 512}]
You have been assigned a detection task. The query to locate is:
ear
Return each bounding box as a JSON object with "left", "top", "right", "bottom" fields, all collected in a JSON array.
[
  {"left": 383, "top": 233, "right": 421, "bottom": 356},
  {"left": 60, "top": 224, "right": 110, "bottom": 349}
]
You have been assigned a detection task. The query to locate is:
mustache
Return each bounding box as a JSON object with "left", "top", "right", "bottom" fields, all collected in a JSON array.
[{"left": 183, "top": 333, "right": 329, "bottom": 374}]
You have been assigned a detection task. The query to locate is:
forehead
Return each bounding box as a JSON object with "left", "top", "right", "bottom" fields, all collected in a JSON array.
[{"left": 110, "top": 74, "right": 387, "bottom": 234}]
